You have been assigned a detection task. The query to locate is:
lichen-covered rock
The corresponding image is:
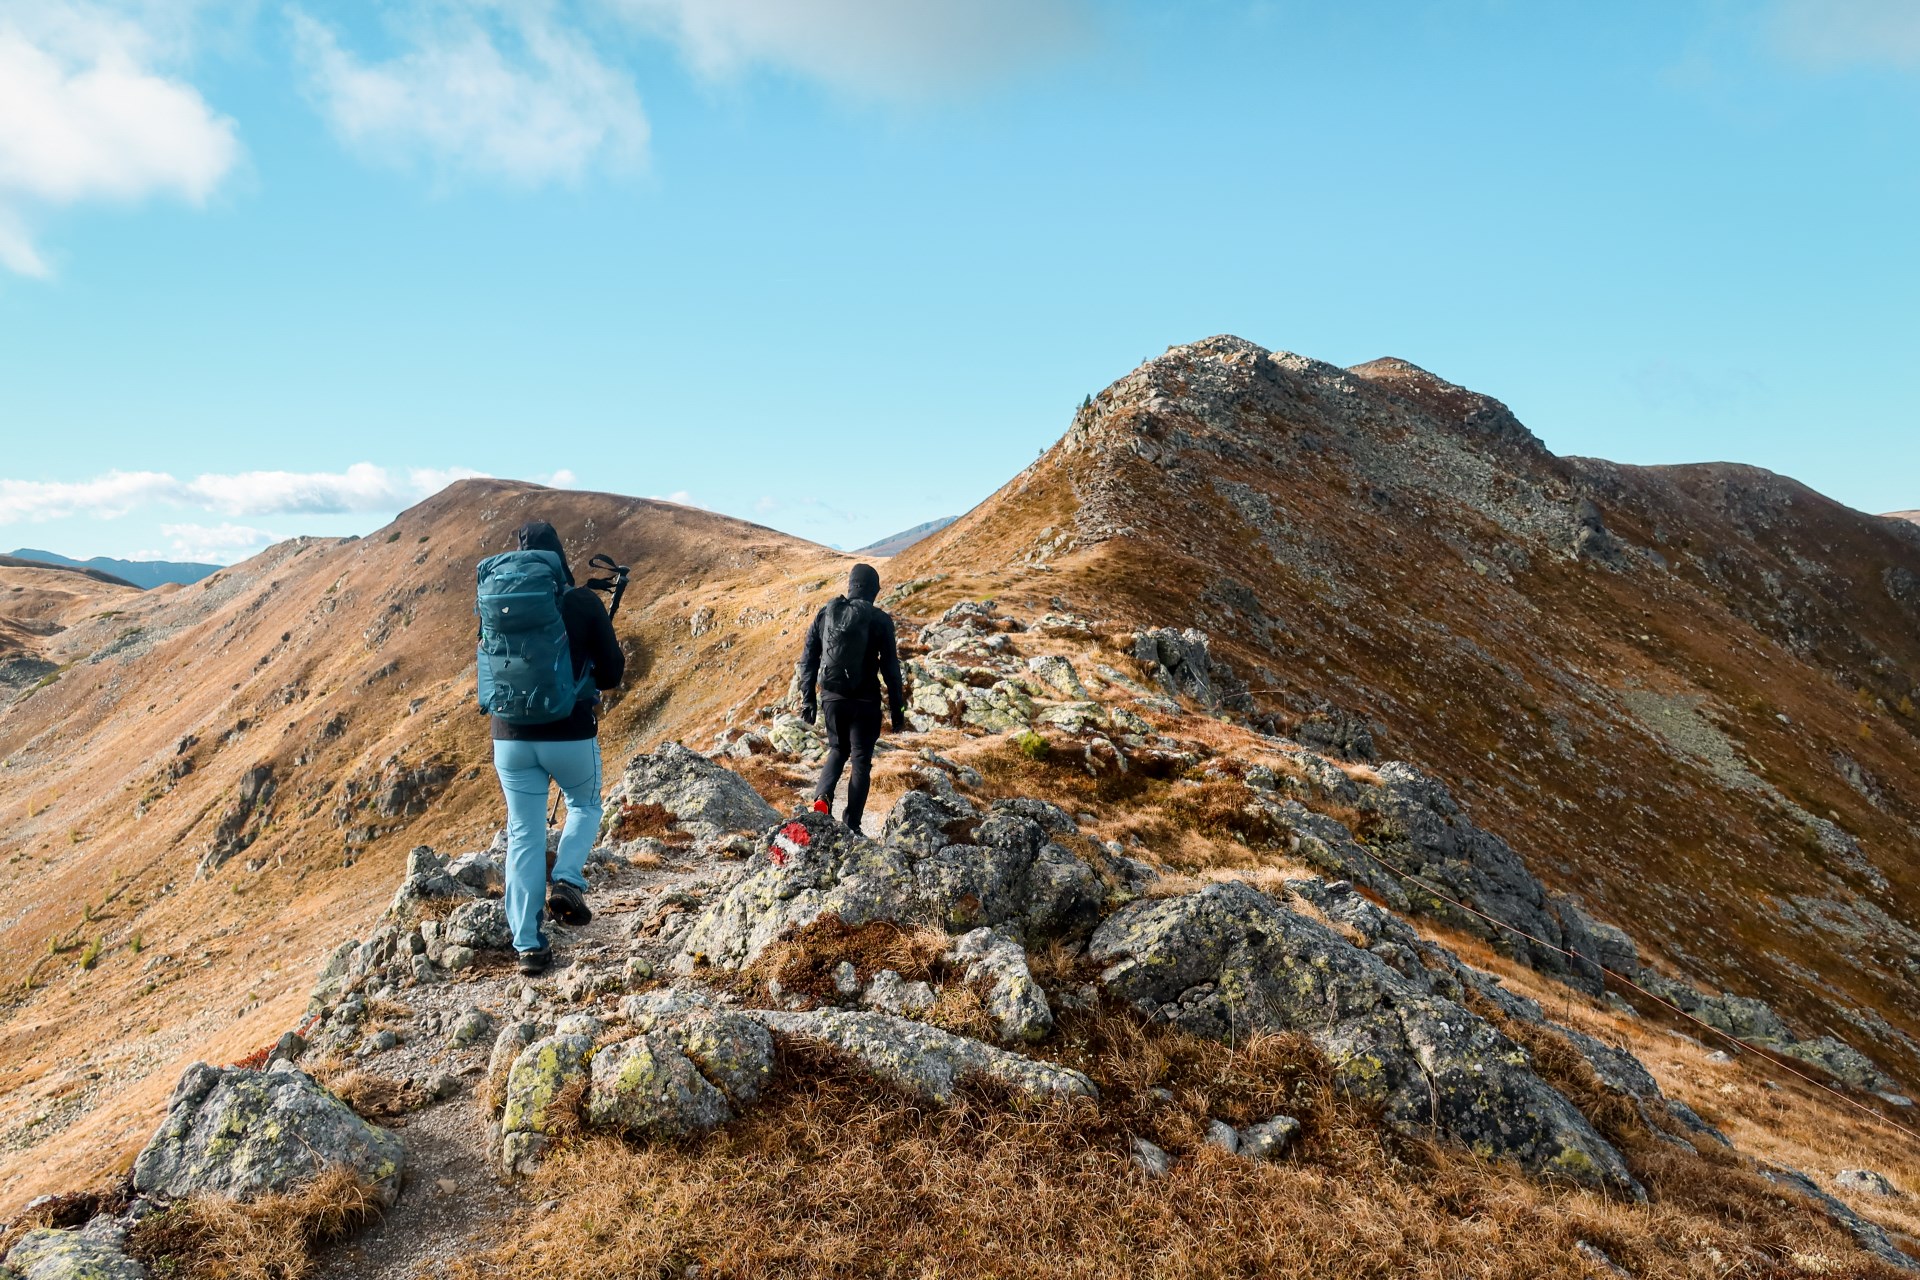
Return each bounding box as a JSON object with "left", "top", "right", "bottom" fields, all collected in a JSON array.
[
  {"left": 1026, "top": 655, "right": 1090, "bottom": 700},
  {"left": 586, "top": 1033, "right": 732, "bottom": 1138},
  {"left": 951, "top": 928, "right": 1052, "bottom": 1043},
  {"left": 132, "top": 1063, "right": 405, "bottom": 1205},
  {"left": 449, "top": 1008, "right": 496, "bottom": 1049},
  {"left": 989, "top": 798, "right": 1077, "bottom": 834},
  {"left": 1836, "top": 1169, "right": 1899, "bottom": 1197},
  {"left": 766, "top": 714, "right": 827, "bottom": 761},
  {"left": 613, "top": 742, "right": 781, "bottom": 838},
  {"left": 674, "top": 812, "right": 924, "bottom": 972},
  {"left": 1778, "top": 1035, "right": 1903, "bottom": 1096},
  {"left": 485, "top": 1021, "right": 540, "bottom": 1113},
  {"left": 500, "top": 1034, "right": 594, "bottom": 1172},
  {"left": 675, "top": 1011, "right": 776, "bottom": 1105},
  {"left": 1239, "top": 1114, "right": 1302, "bottom": 1161},
  {"left": 881, "top": 782, "right": 977, "bottom": 856},
  {"left": 1089, "top": 881, "right": 1640, "bottom": 1195},
  {"left": 444, "top": 899, "right": 512, "bottom": 952},
  {"left": 388, "top": 845, "right": 477, "bottom": 917},
  {"left": 5, "top": 1228, "right": 144, "bottom": 1280},
  {"left": 863, "top": 968, "right": 936, "bottom": 1017},
  {"left": 447, "top": 851, "right": 505, "bottom": 894},
  {"left": 753, "top": 1009, "right": 1096, "bottom": 1106}
]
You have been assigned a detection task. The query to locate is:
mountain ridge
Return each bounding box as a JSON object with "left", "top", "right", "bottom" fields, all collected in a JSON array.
[
  {"left": 7, "top": 548, "right": 220, "bottom": 590},
  {"left": 2, "top": 340, "right": 1918, "bottom": 1273}
]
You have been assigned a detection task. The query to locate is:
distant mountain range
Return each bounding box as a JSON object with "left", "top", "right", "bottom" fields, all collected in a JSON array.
[
  {"left": 855, "top": 516, "right": 957, "bottom": 557},
  {"left": 1887, "top": 510, "right": 1920, "bottom": 526},
  {"left": 6, "top": 547, "right": 220, "bottom": 590}
]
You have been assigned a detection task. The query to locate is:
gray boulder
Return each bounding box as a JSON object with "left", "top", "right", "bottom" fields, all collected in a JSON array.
[
  {"left": 485, "top": 1021, "right": 541, "bottom": 1112},
  {"left": 1836, "top": 1169, "right": 1899, "bottom": 1197},
  {"left": 1778, "top": 1035, "right": 1902, "bottom": 1095},
  {"left": 950, "top": 928, "right": 1052, "bottom": 1043},
  {"left": 447, "top": 851, "right": 505, "bottom": 894},
  {"left": 613, "top": 741, "right": 779, "bottom": 838},
  {"left": 500, "top": 1033, "right": 594, "bottom": 1174},
  {"left": 1089, "top": 881, "right": 1639, "bottom": 1195},
  {"left": 132, "top": 1063, "right": 405, "bottom": 1205},
  {"left": 5, "top": 1228, "right": 144, "bottom": 1280},
  {"left": 587, "top": 1033, "right": 733, "bottom": 1138},
  {"left": 444, "top": 899, "right": 513, "bottom": 952},
  {"left": 751, "top": 1009, "right": 1096, "bottom": 1106},
  {"left": 387, "top": 845, "right": 476, "bottom": 917}
]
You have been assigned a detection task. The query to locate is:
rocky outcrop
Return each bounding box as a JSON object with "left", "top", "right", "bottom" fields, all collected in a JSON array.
[
  {"left": 608, "top": 741, "right": 781, "bottom": 839},
  {"left": 5, "top": 1226, "right": 145, "bottom": 1280},
  {"left": 750, "top": 1009, "right": 1095, "bottom": 1106},
  {"left": 132, "top": 1063, "right": 405, "bottom": 1205},
  {"left": 950, "top": 928, "right": 1052, "bottom": 1043},
  {"left": 1090, "top": 881, "right": 1640, "bottom": 1195},
  {"left": 675, "top": 805, "right": 1104, "bottom": 974}
]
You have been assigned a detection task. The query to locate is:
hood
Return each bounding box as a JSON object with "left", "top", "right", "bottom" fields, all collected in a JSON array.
[
  {"left": 516, "top": 520, "right": 575, "bottom": 586},
  {"left": 847, "top": 562, "right": 880, "bottom": 604}
]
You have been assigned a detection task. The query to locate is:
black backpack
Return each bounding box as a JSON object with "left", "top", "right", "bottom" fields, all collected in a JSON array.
[{"left": 819, "top": 596, "right": 874, "bottom": 698}]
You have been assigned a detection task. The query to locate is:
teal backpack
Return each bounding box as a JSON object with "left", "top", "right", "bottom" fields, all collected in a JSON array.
[{"left": 474, "top": 549, "right": 596, "bottom": 724}]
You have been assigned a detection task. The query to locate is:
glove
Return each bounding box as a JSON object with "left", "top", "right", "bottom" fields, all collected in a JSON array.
[
  {"left": 801, "top": 701, "right": 817, "bottom": 726},
  {"left": 891, "top": 708, "right": 907, "bottom": 733}
]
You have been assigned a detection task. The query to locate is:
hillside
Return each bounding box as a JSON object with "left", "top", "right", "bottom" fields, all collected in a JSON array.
[
  {"left": 2, "top": 340, "right": 1918, "bottom": 1276},
  {"left": 892, "top": 339, "right": 1920, "bottom": 1080},
  {"left": 0, "top": 482, "right": 854, "bottom": 1202},
  {"left": 1888, "top": 511, "right": 1920, "bottom": 527}
]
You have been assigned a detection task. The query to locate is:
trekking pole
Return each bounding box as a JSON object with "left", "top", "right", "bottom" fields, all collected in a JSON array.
[{"left": 587, "top": 554, "right": 631, "bottom": 622}]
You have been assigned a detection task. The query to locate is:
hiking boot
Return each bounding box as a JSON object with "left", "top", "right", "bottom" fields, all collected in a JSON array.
[
  {"left": 811, "top": 798, "right": 831, "bottom": 815},
  {"left": 516, "top": 946, "right": 552, "bottom": 977},
  {"left": 547, "top": 880, "right": 592, "bottom": 927}
]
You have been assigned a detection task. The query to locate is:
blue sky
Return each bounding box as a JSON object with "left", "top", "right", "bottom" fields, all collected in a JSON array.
[{"left": 1, "top": 0, "right": 1916, "bottom": 563}]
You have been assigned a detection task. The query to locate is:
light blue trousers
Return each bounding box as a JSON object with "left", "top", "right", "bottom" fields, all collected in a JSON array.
[{"left": 492, "top": 737, "right": 602, "bottom": 953}]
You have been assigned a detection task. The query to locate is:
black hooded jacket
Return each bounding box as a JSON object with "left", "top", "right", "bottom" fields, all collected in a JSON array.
[
  {"left": 490, "top": 520, "right": 626, "bottom": 742},
  {"left": 798, "top": 563, "right": 904, "bottom": 712}
]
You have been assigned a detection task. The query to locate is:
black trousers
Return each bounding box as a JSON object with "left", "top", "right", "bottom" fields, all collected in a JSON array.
[{"left": 814, "top": 698, "right": 882, "bottom": 831}]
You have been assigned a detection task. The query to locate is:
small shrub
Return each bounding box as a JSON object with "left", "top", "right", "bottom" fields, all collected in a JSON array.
[
  {"left": 129, "top": 934, "right": 144, "bottom": 954},
  {"left": 1011, "top": 730, "right": 1051, "bottom": 762},
  {"left": 78, "top": 938, "right": 102, "bottom": 970},
  {"left": 385, "top": 530, "right": 401, "bottom": 543},
  {"left": 1899, "top": 694, "right": 1915, "bottom": 718}
]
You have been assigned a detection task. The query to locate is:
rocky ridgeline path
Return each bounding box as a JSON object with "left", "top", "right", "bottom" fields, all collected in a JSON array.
[{"left": 6, "top": 599, "right": 1917, "bottom": 1278}]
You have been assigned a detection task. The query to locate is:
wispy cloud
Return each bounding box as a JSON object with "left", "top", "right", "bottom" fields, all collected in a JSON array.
[
  {"left": 155, "top": 521, "right": 279, "bottom": 563},
  {"left": 0, "top": 463, "right": 484, "bottom": 523},
  {"left": 288, "top": 3, "right": 649, "bottom": 185},
  {"left": 0, "top": 1, "right": 241, "bottom": 276},
  {"left": 647, "top": 489, "right": 705, "bottom": 508},
  {"left": 606, "top": 0, "right": 1093, "bottom": 100},
  {"left": 1770, "top": 0, "right": 1920, "bottom": 71}
]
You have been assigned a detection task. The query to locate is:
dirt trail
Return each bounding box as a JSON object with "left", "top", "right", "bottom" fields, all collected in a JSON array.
[{"left": 313, "top": 837, "right": 735, "bottom": 1280}]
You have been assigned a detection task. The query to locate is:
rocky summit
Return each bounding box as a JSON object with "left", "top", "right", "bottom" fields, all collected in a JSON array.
[{"left": 2, "top": 339, "right": 1919, "bottom": 1277}]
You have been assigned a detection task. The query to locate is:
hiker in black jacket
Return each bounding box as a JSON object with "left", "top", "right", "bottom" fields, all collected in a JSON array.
[{"left": 798, "top": 563, "right": 906, "bottom": 833}]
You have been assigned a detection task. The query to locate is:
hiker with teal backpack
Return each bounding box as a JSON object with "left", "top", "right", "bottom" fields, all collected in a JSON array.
[
  {"left": 798, "top": 563, "right": 907, "bottom": 833},
  {"left": 475, "top": 520, "right": 626, "bottom": 975}
]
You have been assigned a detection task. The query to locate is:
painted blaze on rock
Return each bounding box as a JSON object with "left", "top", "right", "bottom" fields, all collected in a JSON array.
[
  {"left": 132, "top": 1063, "right": 405, "bottom": 1205},
  {"left": 1090, "top": 881, "right": 1642, "bottom": 1196}
]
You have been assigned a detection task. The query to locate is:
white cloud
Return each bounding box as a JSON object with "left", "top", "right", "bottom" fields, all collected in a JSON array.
[
  {"left": 1772, "top": 0, "right": 1920, "bottom": 70},
  {"left": 546, "top": 468, "right": 579, "bottom": 487},
  {"left": 157, "top": 521, "right": 279, "bottom": 563},
  {"left": 0, "top": 2, "right": 241, "bottom": 276},
  {"left": 0, "top": 464, "right": 485, "bottom": 523},
  {"left": 606, "top": 0, "right": 1091, "bottom": 99},
  {"left": 184, "top": 463, "right": 486, "bottom": 516},
  {"left": 647, "top": 489, "right": 704, "bottom": 508},
  {"left": 290, "top": 3, "right": 649, "bottom": 185},
  {"left": 753, "top": 495, "right": 778, "bottom": 513}
]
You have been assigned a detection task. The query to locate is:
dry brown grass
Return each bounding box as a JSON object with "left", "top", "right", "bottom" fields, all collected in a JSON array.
[
  {"left": 300, "top": 1060, "right": 425, "bottom": 1123},
  {"left": 445, "top": 1010, "right": 1907, "bottom": 1280},
  {"left": 125, "top": 1166, "right": 384, "bottom": 1280},
  {"left": 608, "top": 801, "right": 677, "bottom": 842},
  {"left": 749, "top": 917, "right": 951, "bottom": 1006}
]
